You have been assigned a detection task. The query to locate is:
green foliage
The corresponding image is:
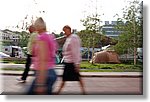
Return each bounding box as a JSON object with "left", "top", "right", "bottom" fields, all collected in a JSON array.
[
  {"left": 114, "top": 0, "right": 143, "bottom": 64},
  {"left": 2, "top": 41, "right": 12, "bottom": 46},
  {"left": 80, "top": 61, "right": 142, "bottom": 72},
  {"left": 80, "top": 14, "right": 101, "bottom": 32},
  {"left": 78, "top": 30, "right": 101, "bottom": 48},
  {"left": 18, "top": 31, "right": 30, "bottom": 47},
  {"left": 80, "top": 14, "right": 102, "bottom": 60},
  {"left": 1, "top": 58, "right": 26, "bottom": 64},
  {"left": 1, "top": 58, "right": 143, "bottom": 72},
  {"left": 1, "top": 68, "right": 26, "bottom": 71},
  {"left": 80, "top": 14, "right": 101, "bottom": 45}
]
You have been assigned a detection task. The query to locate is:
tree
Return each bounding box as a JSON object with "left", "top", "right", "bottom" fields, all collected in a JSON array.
[
  {"left": 114, "top": 0, "right": 143, "bottom": 65},
  {"left": 18, "top": 31, "right": 30, "bottom": 47},
  {"left": 80, "top": 14, "right": 101, "bottom": 61}
]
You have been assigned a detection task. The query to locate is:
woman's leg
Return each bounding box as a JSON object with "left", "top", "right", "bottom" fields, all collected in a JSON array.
[
  {"left": 56, "top": 81, "right": 65, "bottom": 94},
  {"left": 27, "top": 78, "right": 36, "bottom": 95},
  {"left": 79, "top": 77, "right": 86, "bottom": 94},
  {"left": 22, "top": 54, "right": 32, "bottom": 80},
  {"left": 47, "top": 69, "right": 57, "bottom": 95}
]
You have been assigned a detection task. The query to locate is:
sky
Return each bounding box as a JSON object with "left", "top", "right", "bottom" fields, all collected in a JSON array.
[{"left": 0, "top": 0, "right": 142, "bottom": 33}]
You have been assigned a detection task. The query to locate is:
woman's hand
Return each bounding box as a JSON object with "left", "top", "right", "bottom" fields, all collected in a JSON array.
[{"left": 75, "top": 64, "right": 80, "bottom": 73}]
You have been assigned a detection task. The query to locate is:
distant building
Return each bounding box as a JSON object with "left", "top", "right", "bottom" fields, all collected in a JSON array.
[
  {"left": 104, "top": 21, "right": 109, "bottom": 25},
  {"left": 0, "top": 29, "right": 20, "bottom": 46},
  {"left": 101, "top": 21, "right": 122, "bottom": 39}
]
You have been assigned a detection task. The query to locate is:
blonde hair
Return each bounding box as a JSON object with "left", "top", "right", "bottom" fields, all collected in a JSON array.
[{"left": 34, "top": 17, "right": 46, "bottom": 31}]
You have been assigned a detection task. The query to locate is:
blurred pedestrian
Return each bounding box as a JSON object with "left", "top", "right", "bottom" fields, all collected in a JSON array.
[
  {"left": 57, "top": 25, "right": 86, "bottom": 94},
  {"left": 28, "top": 17, "right": 57, "bottom": 95},
  {"left": 16, "top": 25, "right": 37, "bottom": 83}
]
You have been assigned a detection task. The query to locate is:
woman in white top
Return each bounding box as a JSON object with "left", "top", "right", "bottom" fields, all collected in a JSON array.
[{"left": 57, "top": 25, "right": 85, "bottom": 94}]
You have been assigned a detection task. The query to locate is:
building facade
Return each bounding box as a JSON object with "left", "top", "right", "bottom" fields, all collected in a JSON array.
[
  {"left": 101, "top": 21, "right": 122, "bottom": 39},
  {"left": 0, "top": 29, "right": 20, "bottom": 46}
]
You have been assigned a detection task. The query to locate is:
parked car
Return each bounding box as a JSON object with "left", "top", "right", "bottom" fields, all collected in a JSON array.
[
  {"left": 137, "top": 48, "right": 143, "bottom": 59},
  {"left": 137, "top": 48, "right": 143, "bottom": 62}
]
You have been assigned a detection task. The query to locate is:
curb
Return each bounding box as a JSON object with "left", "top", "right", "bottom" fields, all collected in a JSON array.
[{"left": 0, "top": 72, "right": 143, "bottom": 78}]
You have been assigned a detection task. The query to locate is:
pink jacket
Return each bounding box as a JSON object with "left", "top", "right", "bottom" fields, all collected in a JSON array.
[
  {"left": 32, "top": 32, "right": 57, "bottom": 70},
  {"left": 63, "top": 34, "right": 81, "bottom": 65}
]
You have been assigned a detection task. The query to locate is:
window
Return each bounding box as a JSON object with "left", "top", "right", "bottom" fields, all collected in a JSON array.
[{"left": 5, "top": 48, "right": 8, "bottom": 51}]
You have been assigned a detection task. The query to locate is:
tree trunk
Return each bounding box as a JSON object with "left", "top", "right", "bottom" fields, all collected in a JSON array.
[
  {"left": 133, "top": 29, "right": 137, "bottom": 65},
  {"left": 125, "top": 53, "right": 127, "bottom": 62},
  {"left": 134, "top": 47, "right": 137, "bottom": 65},
  {"left": 92, "top": 47, "right": 95, "bottom": 64},
  {"left": 87, "top": 46, "right": 90, "bottom": 61},
  {"left": 91, "top": 37, "right": 95, "bottom": 64}
]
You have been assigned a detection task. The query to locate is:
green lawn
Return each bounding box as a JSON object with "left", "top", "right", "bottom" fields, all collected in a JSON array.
[
  {"left": 1, "top": 59, "right": 143, "bottom": 72},
  {"left": 80, "top": 61, "right": 143, "bottom": 72}
]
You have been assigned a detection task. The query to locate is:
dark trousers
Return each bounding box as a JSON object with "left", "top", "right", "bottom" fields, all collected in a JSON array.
[{"left": 21, "top": 54, "right": 32, "bottom": 80}]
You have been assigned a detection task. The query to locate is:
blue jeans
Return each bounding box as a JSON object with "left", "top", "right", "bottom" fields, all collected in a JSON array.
[{"left": 27, "top": 69, "right": 57, "bottom": 95}]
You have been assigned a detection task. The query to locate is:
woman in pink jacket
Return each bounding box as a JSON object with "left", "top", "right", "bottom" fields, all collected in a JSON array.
[
  {"left": 28, "top": 17, "right": 57, "bottom": 95},
  {"left": 57, "top": 25, "right": 86, "bottom": 94}
]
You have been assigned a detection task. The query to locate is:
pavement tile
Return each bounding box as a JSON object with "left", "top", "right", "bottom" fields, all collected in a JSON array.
[{"left": 1, "top": 76, "right": 143, "bottom": 95}]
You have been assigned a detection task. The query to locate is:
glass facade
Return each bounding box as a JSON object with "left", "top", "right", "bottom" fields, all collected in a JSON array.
[{"left": 101, "top": 21, "right": 121, "bottom": 39}]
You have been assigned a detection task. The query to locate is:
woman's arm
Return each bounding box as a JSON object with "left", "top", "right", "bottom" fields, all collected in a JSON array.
[
  {"left": 35, "top": 40, "right": 48, "bottom": 86},
  {"left": 70, "top": 37, "right": 81, "bottom": 72}
]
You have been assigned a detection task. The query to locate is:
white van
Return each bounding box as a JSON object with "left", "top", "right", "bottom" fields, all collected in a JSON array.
[{"left": 1, "top": 46, "right": 25, "bottom": 58}]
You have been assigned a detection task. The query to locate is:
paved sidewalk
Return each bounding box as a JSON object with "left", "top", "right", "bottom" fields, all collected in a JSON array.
[{"left": 1, "top": 75, "right": 143, "bottom": 95}]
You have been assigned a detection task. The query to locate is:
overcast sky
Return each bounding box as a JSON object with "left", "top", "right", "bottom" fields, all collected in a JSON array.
[{"left": 0, "top": 0, "right": 142, "bottom": 33}]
